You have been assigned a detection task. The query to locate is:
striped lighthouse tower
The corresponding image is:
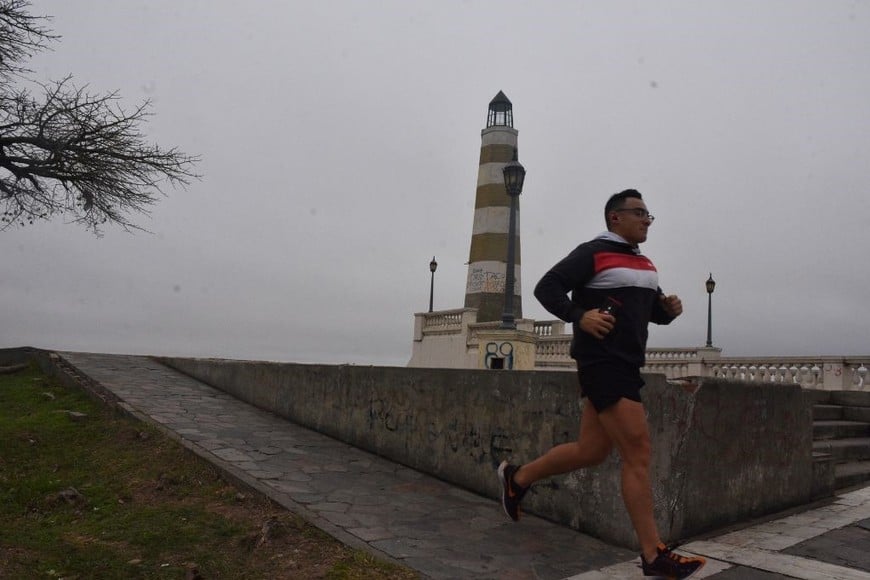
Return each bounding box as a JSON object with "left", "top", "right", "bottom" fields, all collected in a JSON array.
[{"left": 464, "top": 91, "right": 522, "bottom": 323}]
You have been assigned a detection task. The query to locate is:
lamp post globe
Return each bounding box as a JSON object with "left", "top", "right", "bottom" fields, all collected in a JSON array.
[
  {"left": 502, "top": 156, "right": 526, "bottom": 197},
  {"left": 500, "top": 149, "right": 526, "bottom": 330}
]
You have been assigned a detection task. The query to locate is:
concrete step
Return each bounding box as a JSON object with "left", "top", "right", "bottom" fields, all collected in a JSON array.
[
  {"left": 830, "top": 391, "right": 870, "bottom": 408},
  {"left": 813, "top": 420, "right": 870, "bottom": 440},
  {"left": 834, "top": 460, "right": 870, "bottom": 490},
  {"left": 813, "top": 405, "right": 844, "bottom": 421},
  {"left": 844, "top": 406, "right": 870, "bottom": 423},
  {"left": 807, "top": 389, "right": 832, "bottom": 404},
  {"left": 813, "top": 437, "right": 870, "bottom": 461}
]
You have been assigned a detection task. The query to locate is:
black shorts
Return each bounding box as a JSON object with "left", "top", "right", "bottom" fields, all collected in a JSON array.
[{"left": 577, "top": 362, "right": 645, "bottom": 412}]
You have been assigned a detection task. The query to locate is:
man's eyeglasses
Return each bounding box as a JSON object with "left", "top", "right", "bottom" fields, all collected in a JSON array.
[{"left": 613, "top": 208, "right": 655, "bottom": 221}]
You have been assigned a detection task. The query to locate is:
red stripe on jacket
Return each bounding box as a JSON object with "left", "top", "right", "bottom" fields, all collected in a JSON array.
[{"left": 593, "top": 252, "right": 657, "bottom": 274}]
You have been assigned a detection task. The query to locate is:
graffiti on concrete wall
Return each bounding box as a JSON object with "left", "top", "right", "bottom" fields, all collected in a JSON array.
[
  {"left": 485, "top": 341, "right": 514, "bottom": 370},
  {"left": 467, "top": 266, "right": 505, "bottom": 294}
]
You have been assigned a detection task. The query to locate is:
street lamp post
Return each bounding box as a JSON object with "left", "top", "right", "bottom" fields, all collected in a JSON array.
[
  {"left": 500, "top": 149, "right": 526, "bottom": 330},
  {"left": 705, "top": 273, "right": 716, "bottom": 347},
  {"left": 428, "top": 256, "right": 438, "bottom": 313}
]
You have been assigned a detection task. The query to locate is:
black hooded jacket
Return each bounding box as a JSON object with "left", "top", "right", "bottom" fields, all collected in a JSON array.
[{"left": 533, "top": 233, "right": 675, "bottom": 368}]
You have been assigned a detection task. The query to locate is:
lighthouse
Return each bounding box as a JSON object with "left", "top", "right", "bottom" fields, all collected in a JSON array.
[{"left": 463, "top": 91, "right": 522, "bottom": 323}]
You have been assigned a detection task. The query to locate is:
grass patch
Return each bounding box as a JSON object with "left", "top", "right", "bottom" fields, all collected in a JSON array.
[{"left": 0, "top": 364, "right": 418, "bottom": 579}]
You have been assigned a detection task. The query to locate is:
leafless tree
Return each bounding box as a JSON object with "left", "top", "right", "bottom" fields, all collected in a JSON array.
[{"left": 0, "top": 0, "right": 199, "bottom": 234}]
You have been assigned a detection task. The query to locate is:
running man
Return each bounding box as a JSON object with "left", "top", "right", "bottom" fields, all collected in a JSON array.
[{"left": 497, "top": 189, "right": 706, "bottom": 579}]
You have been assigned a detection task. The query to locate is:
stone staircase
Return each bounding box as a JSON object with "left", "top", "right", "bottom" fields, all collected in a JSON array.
[{"left": 811, "top": 390, "right": 870, "bottom": 490}]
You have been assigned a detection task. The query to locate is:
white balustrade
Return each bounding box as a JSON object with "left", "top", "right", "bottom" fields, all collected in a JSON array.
[
  {"left": 855, "top": 364, "right": 868, "bottom": 388},
  {"left": 420, "top": 315, "right": 868, "bottom": 391},
  {"left": 534, "top": 320, "right": 566, "bottom": 337},
  {"left": 531, "top": 335, "right": 869, "bottom": 391},
  {"left": 422, "top": 310, "right": 464, "bottom": 331}
]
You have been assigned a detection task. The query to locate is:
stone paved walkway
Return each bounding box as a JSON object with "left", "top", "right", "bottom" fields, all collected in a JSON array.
[{"left": 55, "top": 352, "right": 870, "bottom": 579}]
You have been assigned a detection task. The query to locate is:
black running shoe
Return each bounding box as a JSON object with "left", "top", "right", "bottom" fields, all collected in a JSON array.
[
  {"left": 497, "top": 460, "right": 528, "bottom": 521},
  {"left": 641, "top": 543, "right": 706, "bottom": 579}
]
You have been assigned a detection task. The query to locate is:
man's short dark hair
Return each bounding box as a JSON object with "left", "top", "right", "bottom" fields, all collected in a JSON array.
[{"left": 604, "top": 189, "right": 643, "bottom": 229}]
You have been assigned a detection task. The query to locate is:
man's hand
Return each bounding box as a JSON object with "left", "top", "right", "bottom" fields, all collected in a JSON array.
[
  {"left": 660, "top": 294, "right": 683, "bottom": 318},
  {"left": 580, "top": 309, "right": 615, "bottom": 339}
]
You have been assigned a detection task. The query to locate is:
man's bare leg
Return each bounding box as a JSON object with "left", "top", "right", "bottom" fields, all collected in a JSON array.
[
  {"left": 596, "top": 398, "right": 661, "bottom": 563},
  {"left": 513, "top": 402, "right": 613, "bottom": 488}
]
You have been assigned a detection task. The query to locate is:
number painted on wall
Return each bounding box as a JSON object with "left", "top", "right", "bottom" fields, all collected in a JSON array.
[{"left": 485, "top": 341, "right": 514, "bottom": 370}]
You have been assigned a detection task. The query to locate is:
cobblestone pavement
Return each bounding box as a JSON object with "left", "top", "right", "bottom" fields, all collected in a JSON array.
[
  {"left": 569, "top": 487, "right": 870, "bottom": 579},
  {"left": 56, "top": 352, "right": 870, "bottom": 580}
]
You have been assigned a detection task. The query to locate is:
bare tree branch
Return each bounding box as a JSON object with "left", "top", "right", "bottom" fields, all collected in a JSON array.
[
  {"left": 0, "top": 0, "right": 56, "bottom": 79},
  {"left": 0, "top": 0, "right": 200, "bottom": 234}
]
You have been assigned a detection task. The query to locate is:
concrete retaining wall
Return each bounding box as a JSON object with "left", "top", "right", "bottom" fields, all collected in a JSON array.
[
  {"left": 158, "top": 356, "right": 822, "bottom": 548},
  {"left": 0, "top": 346, "right": 39, "bottom": 367}
]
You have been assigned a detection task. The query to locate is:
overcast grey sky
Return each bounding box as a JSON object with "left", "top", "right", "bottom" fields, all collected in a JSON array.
[{"left": 3, "top": 1, "right": 869, "bottom": 365}]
